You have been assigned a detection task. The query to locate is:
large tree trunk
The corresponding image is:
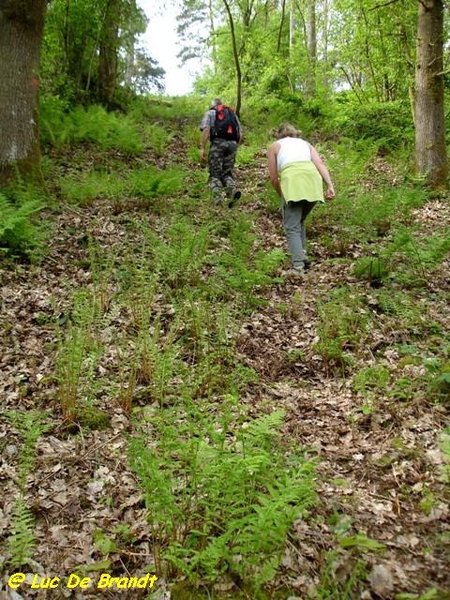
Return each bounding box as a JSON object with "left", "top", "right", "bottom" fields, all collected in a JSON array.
[
  {"left": 97, "top": 0, "right": 121, "bottom": 107},
  {"left": 414, "top": 0, "right": 447, "bottom": 189},
  {"left": 222, "top": 0, "right": 242, "bottom": 116},
  {"left": 0, "top": 0, "right": 46, "bottom": 187}
]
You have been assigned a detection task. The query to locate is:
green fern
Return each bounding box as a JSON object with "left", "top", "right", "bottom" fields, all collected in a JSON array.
[
  {"left": 0, "top": 192, "right": 44, "bottom": 256},
  {"left": 129, "top": 409, "right": 317, "bottom": 593},
  {"left": 352, "top": 255, "right": 389, "bottom": 285},
  {"left": 7, "top": 497, "right": 37, "bottom": 568},
  {"left": 5, "top": 411, "right": 50, "bottom": 567},
  {"left": 376, "top": 289, "right": 421, "bottom": 324},
  {"left": 127, "top": 166, "right": 186, "bottom": 199},
  {"left": 6, "top": 410, "right": 50, "bottom": 489}
]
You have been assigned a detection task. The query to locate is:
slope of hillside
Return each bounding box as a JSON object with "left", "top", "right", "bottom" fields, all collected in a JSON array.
[{"left": 1, "top": 110, "right": 449, "bottom": 600}]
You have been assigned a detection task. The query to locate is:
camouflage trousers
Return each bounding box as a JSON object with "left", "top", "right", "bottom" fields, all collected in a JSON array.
[{"left": 208, "top": 138, "right": 238, "bottom": 202}]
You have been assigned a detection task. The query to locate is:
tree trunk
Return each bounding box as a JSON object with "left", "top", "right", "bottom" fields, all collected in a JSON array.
[
  {"left": 305, "top": 0, "right": 317, "bottom": 97},
  {"left": 277, "top": 0, "right": 286, "bottom": 54},
  {"left": 97, "top": 0, "right": 121, "bottom": 107},
  {"left": 222, "top": 0, "right": 242, "bottom": 116},
  {"left": 0, "top": 0, "right": 46, "bottom": 187},
  {"left": 414, "top": 0, "right": 447, "bottom": 189},
  {"left": 289, "top": 3, "right": 295, "bottom": 55}
]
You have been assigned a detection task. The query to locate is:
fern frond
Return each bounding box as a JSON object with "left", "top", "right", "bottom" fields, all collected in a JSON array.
[
  {"left": 0, "top": 192, "right": 44, "bottom": 254},
  {"left": 7, "top": 497, "right": 37, "bottom": 568},
  {"left": 6, "top": 410, "right": 50, "bottom": 488}
]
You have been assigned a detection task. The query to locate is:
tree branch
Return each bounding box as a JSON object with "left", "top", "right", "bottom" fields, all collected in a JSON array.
[{"left": 368, "top": 0, "right": 401, "bottom": 11}]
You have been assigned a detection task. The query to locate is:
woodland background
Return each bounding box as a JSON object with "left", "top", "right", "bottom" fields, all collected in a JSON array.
[{"left": 0, "top": 1, "right": 449, "bottom": 599}]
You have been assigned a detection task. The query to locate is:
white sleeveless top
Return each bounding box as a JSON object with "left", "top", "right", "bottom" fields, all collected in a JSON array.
[{"left": 276, "top": 137, "right": 311, "bottom": 170}]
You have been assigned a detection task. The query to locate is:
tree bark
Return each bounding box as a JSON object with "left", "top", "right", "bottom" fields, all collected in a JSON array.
[
  {"left": 305, "top": 0, "right": 317, "bottom": 97},
  {"left": 222, "top": 0, "right": 242, "bottom": 116},
  {"left": 0, "top": 0, "right": 46, "bottom": 187},
  {"left": 414, "top": 0, "right": 447, "bottom": 188},
  {"left": 97, "top": 0, "right": 121, "bottom": 107}
]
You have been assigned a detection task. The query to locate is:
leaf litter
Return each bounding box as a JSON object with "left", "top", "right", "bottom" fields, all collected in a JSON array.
[{"left": 0, "top": 147, "right": 449, "bottom": 600}]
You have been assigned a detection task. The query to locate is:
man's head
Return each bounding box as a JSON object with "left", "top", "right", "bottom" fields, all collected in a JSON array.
[{"left": 210, "top": 98, "right": 222, "bottom": 109}]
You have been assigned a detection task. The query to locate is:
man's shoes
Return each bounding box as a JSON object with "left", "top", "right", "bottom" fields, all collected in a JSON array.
[{"left": 228, "top": 190, "right": 241, "bottom": 208}]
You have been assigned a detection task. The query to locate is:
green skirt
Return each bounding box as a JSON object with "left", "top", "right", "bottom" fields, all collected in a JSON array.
[{"left": 279, "top": 161, "right": 324, "bottom": 203}]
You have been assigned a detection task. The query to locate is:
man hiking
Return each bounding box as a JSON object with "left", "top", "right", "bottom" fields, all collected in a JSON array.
[{"left": 200, "top": 98, "right": 242, "bottom": 207}]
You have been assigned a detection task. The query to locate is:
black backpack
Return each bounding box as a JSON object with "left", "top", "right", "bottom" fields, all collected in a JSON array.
[{"left": 211, "top": 105, "right": 240, "bottom": 141}]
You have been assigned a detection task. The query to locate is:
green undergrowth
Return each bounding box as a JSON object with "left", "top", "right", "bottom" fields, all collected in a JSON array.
[
  {"left": 129, "top": 408, "right": 318, "bottom": 598},
  {"left": 3, "top": 95, "right": 449, "bottom": 597},
  {"left": 0, "top": 188, "right": 47, "bottom": 260},
  {"left": 49, "top": 199, "right": 313, "bottom": 596},
  {"left": 5, "top": 411, "right": 51, "bottom": 567},
  {"left": 41, "top": 100, "right": 144, "bottom": 152}
]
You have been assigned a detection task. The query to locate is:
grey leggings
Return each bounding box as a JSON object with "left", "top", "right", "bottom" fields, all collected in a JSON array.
[{"left": 282, "top": 199, "right": 316, "bottom": 269}]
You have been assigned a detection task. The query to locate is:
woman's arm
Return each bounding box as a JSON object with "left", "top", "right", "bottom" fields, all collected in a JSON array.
[
  {"left": 310, "top": 145, "right": 335, "bottom": 199},
  {"left": 267, "top": 143, "right": 282, "bottom": 196}
]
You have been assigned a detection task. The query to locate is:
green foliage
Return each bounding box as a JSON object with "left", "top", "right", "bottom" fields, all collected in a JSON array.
[
  {"left": 243, "top": 94, "right": 328, "bottom": 140},
  {"left": 254, "top": 248, "right": 286, "bottom": 276},
  {"left": 352, "top": 256, "right": 389, "bottom": 286},
  {"left": 6, "top": 410, "right": 51, "bottom": 489},
  {"left": 93, "top": 530, "right": 118, "bottom": 555},
  {"left": 314, "top": 287, "right": 368, "bottom": 371},
  {"left": 129, "top": 409, "right": 317, "bottom": 593},
  {"left": 56, "top": 324, "right": 88, "bottom": 422},
  {"left": 41, "top": 103, "right": 144, "bottom": 152},
  {"left": 40, "top": 95, "right": 73, "bottom": 145},
  {"left": 58, "top": 171, "right": 127, "bottom": 205},
  {"left": 143, "top": 217, "right": 211, "bottom": 287},
  {"left": 328, "top": 182, "right": 427, "bottom": 244},
  {"left": 205, "top": 215, "right": 282, "bottom": 309},
  {"left": 440, "top": 429, "right": 450, "bottom": 483},
  {"left": 338, "top": 533, "right": 385, "bottom": 552},
  {"left": 69, "top": 105, "right": 143, "bottom": 152},
  {"left": 315, "top": 553, "right": 367, "bottom": 600},
  {"left": 41, "top": 0, "right": 149, "bottom": 104},
  {"left": 59, "top": 166, "right": 187, "bottom": 205},
  {"left": 129, "top": 95, "right": 205, "bottom": 123},
  {"left": 327, "top": 1, "right": 416, "bottom": 105},
  {"left": 377, "top": 289, "right": 422, "bottom": 324},
  {"left": 314, "top": 513, "right": 386, "bottom": 600},
  {"left": 11, "top": 47, "right": 449, "bottom": 596},
  {"left": 0, "top": 191, "right": 46, "bottom": 258},
  {"left": 144, "top": 123, "right": 175, "bottom": 156},
  {"left": 353, "top": 366, "right": 391, "bottom": 396},
  {"left": 127, "top": 167, "right": 186, "bottom": 199},
  {"left": 333, "top": 100, "right": 413, "bottom": 148},
  {"left": 7, "top": 497, "right": 37, "bottom": 568},
  {"left": 354, "top": 229, "right": 450, "bottom": 288},
  {"left": 426, "top": 361, "right": 450, "bottom": 404},
  {"left": 56, "top": 291, "right": 104, "bottom": 422},
  {"left": 395, "top": 589, "right": 441, "bottom": 600},
  {"left": 5, "top": 411, "right": 50, "bottom": 567}
]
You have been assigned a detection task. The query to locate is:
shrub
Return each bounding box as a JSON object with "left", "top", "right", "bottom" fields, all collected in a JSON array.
[{"left": 333, "top": 100, "right": 413, "bottom": 149}]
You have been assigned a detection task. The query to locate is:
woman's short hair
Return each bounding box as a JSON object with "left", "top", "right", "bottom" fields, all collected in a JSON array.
[{"left": 273, "top": 123, "right": 301, "bottom": 139}]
